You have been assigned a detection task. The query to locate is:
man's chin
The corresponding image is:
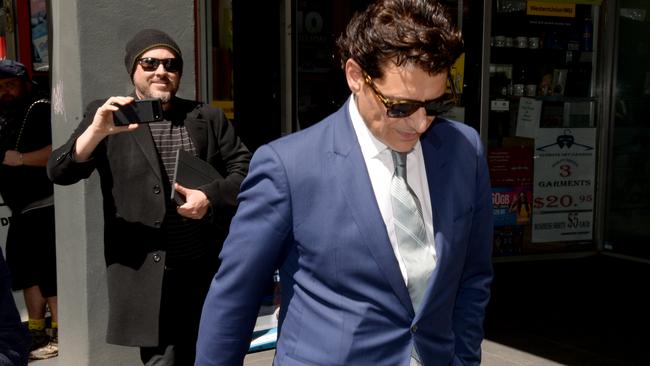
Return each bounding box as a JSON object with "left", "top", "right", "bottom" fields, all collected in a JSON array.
[
  {"left": 147, "top": 91, "right": 172, "bottom": 103},
  {"left": 156, "top": 94, "right": 172, "bottom": 103}
]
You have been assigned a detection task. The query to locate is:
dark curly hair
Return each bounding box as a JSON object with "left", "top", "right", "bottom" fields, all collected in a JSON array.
[{"left": 336, "top": 0, "right": 463, "bottom": 79}]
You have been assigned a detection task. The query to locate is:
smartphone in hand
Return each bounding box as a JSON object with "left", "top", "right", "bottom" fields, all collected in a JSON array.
[{"left": 112, "top": 98, "right": 164, "bottom": 126}]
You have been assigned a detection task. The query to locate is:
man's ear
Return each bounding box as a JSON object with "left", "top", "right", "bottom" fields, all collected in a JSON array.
[{"left": 344, "top": 59, "right": 364, "bottom": 94}]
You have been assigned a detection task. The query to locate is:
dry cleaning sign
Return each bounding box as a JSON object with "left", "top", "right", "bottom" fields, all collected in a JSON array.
[{"left": 532, "top": 128, "right": 596, "bottom": 243}]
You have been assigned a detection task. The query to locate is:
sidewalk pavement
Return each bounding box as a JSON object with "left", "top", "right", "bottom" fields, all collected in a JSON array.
[{"left": 245, "top": 340, "right": 576, "bottom": 366}]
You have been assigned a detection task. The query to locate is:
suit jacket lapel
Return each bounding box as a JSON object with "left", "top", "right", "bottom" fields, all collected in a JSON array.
[
  {"left": 131, "top": 124, "right": 162, "bottom": 181},
  {"left": 416, "top": 122, "right": 454, "bottom": 321},
  {"left": 126, "top": 92, "right": 162, "bottom": 181},
  {"left": 330, "top": 102, "right": 414, "bottom": 316}
]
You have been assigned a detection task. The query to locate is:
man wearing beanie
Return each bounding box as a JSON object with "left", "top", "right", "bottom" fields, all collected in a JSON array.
[
  {"left": 47, "top": 29, "right": 251, "bottom": 365},
  {"left": 0, "top": 59, "right": 59, "bottom": 361}
]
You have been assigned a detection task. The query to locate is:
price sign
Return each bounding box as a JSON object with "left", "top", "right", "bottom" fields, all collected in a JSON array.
[
  {"left": 532, "top": 211, "right": 593, "bottom": 241},
  {"left": 532, "top": 128, "right": 596, "bottom": 242},
  {"left": 533, "top": 193, "right": 593, "bottom": 211}
]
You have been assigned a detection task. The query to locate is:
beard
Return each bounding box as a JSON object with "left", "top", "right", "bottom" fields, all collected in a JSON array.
[
  {"left": 135, "top": 77, "right": 177, "bottom": 103},
  {"left": 142, "top": 89, "right": 172, "bottom": 103}
]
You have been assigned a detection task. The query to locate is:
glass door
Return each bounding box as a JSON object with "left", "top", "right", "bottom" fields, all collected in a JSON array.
[
  {"left": 199, "top": 0, "right": 284, "bottom": 352},
  {"left": 199, "top": 0, "right": 283, "bottom": 153},
  {"left": 292, "top": 0, "right": 369, "bottom": 131},
  {"left": 603, "top": 0, "right": 650, "bottom": 260}
]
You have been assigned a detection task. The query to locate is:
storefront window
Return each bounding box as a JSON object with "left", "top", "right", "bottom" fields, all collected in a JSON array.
[
  {"left": 293, "top": 0, "right": 476, "bottom": 130},
  {"left": 0, "top": 0, "right": 48, "bottom": 85},
  {"left": 205, "top": 0, "right": 609, "bottom": 260},
  {"left": 206, "top": 0, "right": 282, "bottom": 151},
  {"left": 29, "top": 0, "right": 48, "bottom": 71},
  {"left": 487, "top": 2, "right": 600, "bottom": 257},
  {"left": 0, "top": 0, "right": 14, "bottom": 60},
  {"left": 294, "top": 0, "right": 366, "bottom": 130}
]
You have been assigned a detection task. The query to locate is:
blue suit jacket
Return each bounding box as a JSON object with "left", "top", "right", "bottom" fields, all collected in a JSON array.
[{"left": 196, "top": 100, "right": 493, "bottom": 366}]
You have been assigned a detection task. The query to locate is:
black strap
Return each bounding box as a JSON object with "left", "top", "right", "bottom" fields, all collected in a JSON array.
[{"left": 14, "top": 98, "right": 50, "bottom": 150}]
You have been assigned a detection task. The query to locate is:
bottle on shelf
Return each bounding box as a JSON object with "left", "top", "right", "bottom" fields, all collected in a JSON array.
[
  {"left": 525, "top": 67, "right": 538, "bottom": 97},
  {"left": 513, "top": 64, "right": 527, "bottom": 97}
]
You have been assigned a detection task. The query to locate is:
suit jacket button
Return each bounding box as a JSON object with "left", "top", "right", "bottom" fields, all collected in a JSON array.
[
  {"left": 152, "top": 253, "right": 161, "bottom": 263},
  {"left": 411, "top": 325, "right": 418, "bottom": 333},
  {"left": 153, "top": 185, "right": 161, "bottom": 194}
]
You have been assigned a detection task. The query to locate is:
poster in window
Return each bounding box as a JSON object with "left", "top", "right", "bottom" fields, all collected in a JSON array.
[
  {"left": 492, "top": 186, "right": 533, "bottom": 227},
  {"left": 30, "top": 0, "right": 48, "bottom": 71},
  {"left": 532, "top": 128, "right": 596, "bottom": 242}
]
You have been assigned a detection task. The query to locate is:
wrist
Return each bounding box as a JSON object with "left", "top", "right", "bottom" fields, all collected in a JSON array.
[
  {"left": 19, "top": 153, "right": 24, "bottom": 165},
  {"left": 89, "top": 124, "right": 110, "bottom": 139}
]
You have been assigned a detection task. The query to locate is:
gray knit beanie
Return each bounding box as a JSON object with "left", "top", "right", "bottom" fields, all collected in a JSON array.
[{"left": 124, "top": 28, "right": 183, "bottom": 77}]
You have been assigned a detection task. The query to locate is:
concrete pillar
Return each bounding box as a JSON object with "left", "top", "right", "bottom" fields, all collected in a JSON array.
[{"left": 50, "top": 1, "right": 195, "bottom": 365}]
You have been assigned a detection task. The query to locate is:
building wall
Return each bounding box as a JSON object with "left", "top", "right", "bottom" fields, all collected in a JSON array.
[{"left": 76, "top": 1, "right": 196, "bottom": 104}]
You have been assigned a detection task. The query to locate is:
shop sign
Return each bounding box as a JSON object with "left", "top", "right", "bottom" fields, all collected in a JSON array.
[
  {"left": 0, "top": 194, "right": 12, "bottom": 253},
  {"left": 530, "top": 0, "right": 602, "bottom": 4},
  {"left": 527, "top": 1, "right": 576, "bottom": 17},
  {"left": 516, "top": 97, "right": 542, "bottom": 138},
  {"left": 532, "top": 128, "right": 596, "bottom": 242}
]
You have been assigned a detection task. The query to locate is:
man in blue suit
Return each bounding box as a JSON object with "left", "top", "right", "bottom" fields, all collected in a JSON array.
[{"left": 196, "top": 0, "right": 493, "bottom": 365}]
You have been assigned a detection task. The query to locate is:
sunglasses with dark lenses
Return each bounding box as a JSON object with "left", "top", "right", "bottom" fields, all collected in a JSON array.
[
  {"left": 363, "top": 72, "right": 457, "bottom": 118},
  {"left": 137, "top": 57, "right": 183, "bottom": 73}
]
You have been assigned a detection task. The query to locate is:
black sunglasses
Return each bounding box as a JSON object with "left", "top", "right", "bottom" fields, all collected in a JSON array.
[
  {"left": 363, "top": 72, "right": 456, "bottom": 118},
  {"left": 137, "top": 57, "right": 183, "bottom": 73}
]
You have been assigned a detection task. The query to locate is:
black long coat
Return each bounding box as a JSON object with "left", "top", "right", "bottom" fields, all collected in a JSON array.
[{"left": 47, "top": 97, "right": 251, "bottom": 346}]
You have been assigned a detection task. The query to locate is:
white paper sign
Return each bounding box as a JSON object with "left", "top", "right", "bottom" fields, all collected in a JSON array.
[
  {"left": 0, "top": 194, "right": 11, "bottom": 253},
  {"left": 516, "top": 97, "right": 542, "bottom": 138},
  {"left": 532, "top": 128, "right": 596, "bottom": 242}
]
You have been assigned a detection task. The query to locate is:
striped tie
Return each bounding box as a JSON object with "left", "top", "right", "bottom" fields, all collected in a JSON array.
[
  {"left": 391, "top": 151, "right": 435, "bottom": 365},
  {"left": 390, "top": 150, "right": 435, "bottom": 313}
]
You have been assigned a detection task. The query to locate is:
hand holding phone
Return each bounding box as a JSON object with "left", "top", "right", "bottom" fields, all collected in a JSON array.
[{"left": 112, "top": 98, "right": 164, "bottom": 126}]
